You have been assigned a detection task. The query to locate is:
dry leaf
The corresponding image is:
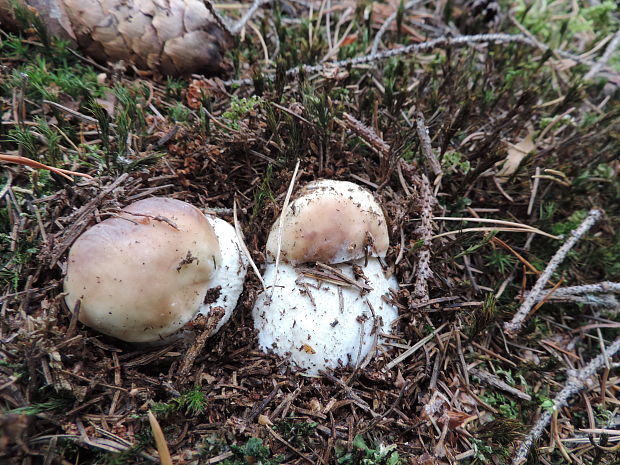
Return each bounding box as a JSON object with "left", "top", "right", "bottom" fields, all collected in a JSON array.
[{"left": 497, "top": 132, "right": 536, "bottom": 178}]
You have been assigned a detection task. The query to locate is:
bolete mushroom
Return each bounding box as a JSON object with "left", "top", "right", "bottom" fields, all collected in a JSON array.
[
  {"left": 64, "top": 197, "right": 247, "bottom": 343},
  {"left": 253, "top": 180, "right": 398, "bottom": 374},
  {"left": 264, "top": 179, "right": 389, "bottom": 264}
]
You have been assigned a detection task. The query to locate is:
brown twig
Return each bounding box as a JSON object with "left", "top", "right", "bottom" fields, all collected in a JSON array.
[
  {"left": 512, "top": 336, "right": 620, "bottom": 465},
  {"left": 415, "top": 111, "right": 442, "bottom": 179},
  {"left": 503, "top": 208, "right": 603, "bottom": 336},
  {"left": 412, "top": 174, "right": 434, "bottom": 303}
]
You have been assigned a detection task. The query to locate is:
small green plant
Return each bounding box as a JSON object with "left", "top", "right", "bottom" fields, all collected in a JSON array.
[
  {"left": 540, "top": 398, "right": 555, "bottom": 412},
  {"left": 515, "top": 0, "right": 618, "bottom": 50},
  {"left": 336, "top": 435, "right": 401, "bottom": 465},
  {"left": 222, "top": 437, "right": 284, "bottom": 465},
  {"left": 222, "top": 95, "right": 263, "bottom": 129},
  {"left": 485, "top": 249, "right": 517, "bottom": 274},
  {"left": 274, "top": 418, "right": 317, "bottom": 449},
  {"left": 1, "top": 33, "right": 31, "bottom": 59},
  {"left": 252, "top": 164, "right": 274, "bottom": 219},
  {"left": 550, "top": 210, "right": 587, "bottom": 236},
  {"left": 6, "top": 126, "right": 38, "bottom": 159},
  {"left": 466, "top": 293, "right": 497, "bottom": 341},
  {"left": 151, "top": 386, "right": 208, "bottom": 417},
  {"left": 9, "top": 0, "right": 50, "bottom": 47},
  {"left": 470, "top": 438, "right": 493, "bottom": 463},
  {"left": 0, "top": 221, "right": 40, "bottom": 291},
  {"left": 475, "top": 418, "right": 525, "bottom": 448},
  {"left": 165, "top": 77, "right": 185, "bottom": 99},
  {"left": 34, "top": 117, "right": 61, "bottom": 164},
  {"left": 478, "top": 390, "right": 519, "bottom": 419},
  {"left": 169, "top": 102, "right": 191, "bottom": 124},
  {"left": 455, "top": 231, "right": 498, "bottom": 260},
  {"left": 8, "top": 397, "right": 73, "bottom": 415},
  {"left": 441, "top": 150, "right": 470, "bottom": 174}
]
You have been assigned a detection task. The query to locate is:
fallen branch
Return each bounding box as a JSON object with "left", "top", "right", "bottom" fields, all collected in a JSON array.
[
  {"left": 528, "top": 281, "right": 620, "bottom": 309},
  {"left": 503, "top": 208, "right": 603, "bottom": 336},
  {"left": 413, "top": 174, "right": 434, "bottom": 303},
  {"left": 341, "top": 113, "right": 390, "bottom": 158},
  {"left": 511, "top": 336, "right": 620, "bottom": 465},
  {"left": 224, "top": 32, "right": 609, "bottom": 87},
  {"left": 540, "top": 281, "right": 620, "bottom": 297},
  {"left": 415, "top": 111, "right": 442, "bottom": 179}
]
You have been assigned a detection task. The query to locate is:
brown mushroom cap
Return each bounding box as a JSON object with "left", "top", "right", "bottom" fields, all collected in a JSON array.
[
  {"left": 265, "top": 180, "right": 389, "bottom": 264},
  {"left": 64, "top": 197, "right": 221, "bottom": 342}
]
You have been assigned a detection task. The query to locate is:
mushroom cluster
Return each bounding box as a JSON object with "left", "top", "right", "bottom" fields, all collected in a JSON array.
[
  {"left": 64, "top": 197, "right": 247, "bottom": 343},
  {"left": 253, "top": 180, "right": 399, "bottom": 374}
]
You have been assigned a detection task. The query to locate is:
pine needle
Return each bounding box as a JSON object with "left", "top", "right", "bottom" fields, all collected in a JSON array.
[
  {"left": 147, "top": 411, "right": 173, "bottom": 465},
  {"left": 433, "top": 217, "right": 559, "bottom": 239},
  {"left": 1, "top": 154, "right": 93, "bottom": 180},
  {"left": 233, "top": 199, "right": 266, "bottom": 291},
  {"left": 270, "top": 159, "right": 300, "bottom": 299},
  {"left": 430, "top": 227, "right": 556, "bottom": 240}
]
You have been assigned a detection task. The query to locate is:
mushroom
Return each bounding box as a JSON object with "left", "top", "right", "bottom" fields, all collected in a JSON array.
[
  {"left": 253, "top": 180, "right": 398, "bottom": 374},
  {"left": 265, "top": 179, "right": 389, "bottom": 264},
  {"left": 64, "top": 197, "right": 247, "bottom": 343}
]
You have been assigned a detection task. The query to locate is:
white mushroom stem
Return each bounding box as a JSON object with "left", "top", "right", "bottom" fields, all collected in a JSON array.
[
  {"left": 199, "top": 215, "right": 248, "bottom": 335},
  {"left": 253, "top": 258, "right": 398, "bottom": 375}
]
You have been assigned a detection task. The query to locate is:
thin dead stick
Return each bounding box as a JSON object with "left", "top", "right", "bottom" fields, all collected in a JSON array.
[
  {"left": 371, "top": 0, "right": 423, "bottom": 55},
  {"left": 341, "top": 113, "right": 389, "bottom": 157},
  {"left": 415, "top": 111, "right": 442, "bottom": 178},
  {"left": 527, "top": 281, "right": 620, "bottom": 308},
  {"left": 203, "top": 0, "right": 234, "bottom": 35},
  {"left": 584, "top": 28, "right": 620, "bottom": 80},
  {"left": 1, "top": 154, "right": 93, "bottom": 180},
  {"left": 42, "top": 99, "right": 101, "bottom": 125},
  {"left": 226, "top": 32, "right": 608, "bottom": 88},
  {"left": 225, "top": 33, "right": 538, "bottom": 86},
  {"left": 383, "top": 322, "right": 447, "bottom": 371},
  {"left": 527, "top": 167, "right": 541, "bottom": 216},
  {"left": 534, "top": 282, "right": 620, "bottom": 298},
  {"left": 511, "top": 336, "right": 620, "bottom": 465},
  {"left": 413, "top": 174, "right": 434, "bottom": 303},
  {"left": 503, "top": 208, "right": 603, "bottom": 336},
  {"left": 230, "top": 0, "right": 272, "bottom": 35},
  {"left": 470, "top": 368, "right": 531, "bottom": 401}
]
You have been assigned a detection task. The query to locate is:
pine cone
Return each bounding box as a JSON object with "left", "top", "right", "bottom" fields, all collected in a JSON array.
[{"left": 0, "top": 0, "right": 232, "bottom": 76}]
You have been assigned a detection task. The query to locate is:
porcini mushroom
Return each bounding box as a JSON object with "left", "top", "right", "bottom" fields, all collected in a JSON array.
[
  {"left": 265, "top": 179, "right": 389, "bottom": 264},
  {"left": 253, "top": 180, "right": 398, "bottom": 374},
  {"left": 64, "top": 197, "right": 247, "bottom": 343}
]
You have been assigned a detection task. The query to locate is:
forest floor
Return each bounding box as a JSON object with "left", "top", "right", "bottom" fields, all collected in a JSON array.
[{"left": 0, "top": 1, "right": 619, "bottom": 464}]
